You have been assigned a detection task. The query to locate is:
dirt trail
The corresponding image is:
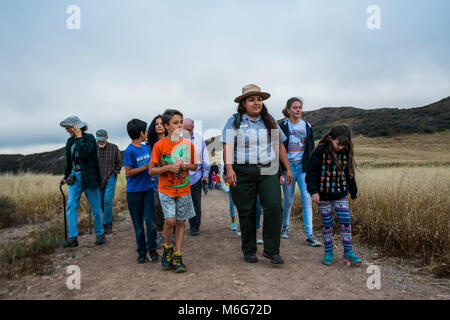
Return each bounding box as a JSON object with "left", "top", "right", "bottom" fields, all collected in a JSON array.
[{"left": 1, "top": 189, "right": 449, "bottom": 300}]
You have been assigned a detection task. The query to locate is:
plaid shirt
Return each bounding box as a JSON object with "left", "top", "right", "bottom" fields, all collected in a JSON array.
[
  {"left": 64, "top": 133, "right": 102, "bottom": 190},
  {"left": 97, "top": 142, "right": 122, "bottom": 188}
]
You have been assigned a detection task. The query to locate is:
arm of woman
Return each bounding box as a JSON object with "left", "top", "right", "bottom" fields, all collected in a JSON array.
[
  {"left": 279, "top": 144, "right": 293, "bottom": 185},
  {"left": 305, "top": 148, "right": 321, "bottom": 199},
  {"left": 223, "top": 142, "right": 237, "bottom": 187},
  {"left": 348, "top": 175, "right": 358, "bottom": 200},
  {"left": 74, "top": 131, "right": 96, "bottom": 159}
]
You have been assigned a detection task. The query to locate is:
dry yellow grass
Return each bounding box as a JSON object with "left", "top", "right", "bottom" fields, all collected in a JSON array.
[
  {"left": 353, "top": 131, "right": 450, "bottom": 167},
  {"left": 292, "top": 166, "right": 449, "bottom": 276},
  {"left": 0, "top": 172, "right": 128, "bottom": 228}
]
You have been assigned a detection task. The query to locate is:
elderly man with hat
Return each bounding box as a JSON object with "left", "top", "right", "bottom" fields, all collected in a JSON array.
[
  {"left": 221, "top": 84, "right": 293, "bottom": 265},
  {"left": 96, "top": 129, "right": 122, "bottom": 234},
  {"left": 59, "top": 116, "right": 106, "bottom": 247}
]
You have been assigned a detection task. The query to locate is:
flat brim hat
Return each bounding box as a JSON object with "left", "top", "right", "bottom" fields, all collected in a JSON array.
[
  {"left": 96, "top": 129, "right": 108, "bottom": 141},
  {"left": 234, "top": 84, "right": 271, "bottom": 103},
  {"left": 59, "top": 116, "right": 87, "bottom": 128}
]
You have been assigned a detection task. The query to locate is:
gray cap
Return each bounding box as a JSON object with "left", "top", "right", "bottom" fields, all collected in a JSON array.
[
  {"left": 96, "top": 129, "right": 108, "bottom": 141},
  {"left": 59, "top": 116, "right": 87, "bottom": 128}
]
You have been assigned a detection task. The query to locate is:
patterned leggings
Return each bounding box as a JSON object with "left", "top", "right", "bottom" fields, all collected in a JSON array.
[{"left": 318, "top": 198, "right": 353, "bottom": 254}]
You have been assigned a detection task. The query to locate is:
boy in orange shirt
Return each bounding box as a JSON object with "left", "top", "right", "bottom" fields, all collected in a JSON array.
[{"left": 149, "top": 109, "right": 198, "bottom": 272}]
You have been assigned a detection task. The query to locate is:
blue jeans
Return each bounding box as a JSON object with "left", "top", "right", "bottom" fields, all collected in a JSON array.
[
  {"left": 101, "top": 175, "right": 117, "bottom": 225},
  {"left": 126, "top": 189, "right": 157, "bottom": 254},
  {"left": 67, "top": 170, "right": 104, "bottom": 238},
  {"left": 256, "top": 195, "right": 261, "bottom": 230},
  {"left": 229, "top": 193, "right": 261, "bottom": 229},
  {"left": 228, "top": 191, "right": 236, "bottom": 217},
  {"left": 282, "top": 162, "right": 313, "bottom": 237}
]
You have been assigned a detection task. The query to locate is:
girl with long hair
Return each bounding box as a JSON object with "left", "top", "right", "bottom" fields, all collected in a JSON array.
[{"left": 306, "top": 125, "right": 361, "bottom": 266}]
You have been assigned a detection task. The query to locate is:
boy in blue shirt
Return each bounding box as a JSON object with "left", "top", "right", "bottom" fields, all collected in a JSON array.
[{"left": 124, "top": 119, "right": 159, "bottom": 263}]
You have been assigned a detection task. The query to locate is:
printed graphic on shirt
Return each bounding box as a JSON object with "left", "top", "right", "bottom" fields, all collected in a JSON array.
[
  {"left": 288, "top": 129, "right": 307, "bottom": 152},
  {"left": 159, "top": 143, "right": 192, "bottom": 189},
  {"left": 319, "top": 152, "right": 348, "bottom": 194},
  {"left": 136, "top": 153, "right": 150, "bottom": 167}
]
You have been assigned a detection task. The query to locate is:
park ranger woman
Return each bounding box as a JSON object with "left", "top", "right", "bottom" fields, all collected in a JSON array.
[{"left": 222, "top": 84, "right": 293, "bottom": 264}]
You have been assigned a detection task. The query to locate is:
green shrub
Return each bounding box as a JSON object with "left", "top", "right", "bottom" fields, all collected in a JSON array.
[
  {"left": 0, "top": 195, "right": 16, "bottom": 228},
  {"left": 0, "top": 223, "right": 64, "bottom": 278}
]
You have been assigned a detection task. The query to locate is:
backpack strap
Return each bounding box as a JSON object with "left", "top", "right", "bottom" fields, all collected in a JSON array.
[{"left": 232, "top": 112, "right": 242, "bottom": 130}]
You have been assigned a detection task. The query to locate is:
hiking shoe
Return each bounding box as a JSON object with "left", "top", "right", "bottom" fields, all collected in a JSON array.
[
  {"left": 262, "top": 251, "right": 284, "bottom": 264},
  {"left": 63, "top": 237, "right": 78, "bottom": 248},
  {"left": 256, "top": 229, "right": 263, "bottom": 244},
  {"left": 172, "top": 252, "right": 187, "bottom": 273},
  {"left": 95, "top": 234, "right": 106, "bottom": 245},
  {"left": 244, "top": 255, "right": 258, "bottom": 263},
  {"left": 280, "top": 227, "right": 289, "bottom": 239},
  {"left": 103, "top": 223, "right": 112, "bottom": 234},
  {"left": 230, "top": 222, "right": 238, "bottom": 231},
  {"left": 342, "top": 250, "right": 362, "bottom": 265},
  {"left": 161, "top": 245, "right": 174, "bottom": 270},
  {"left": 236, "top": 231, "right": 241, "bottom": 237},
  {"left": 322, "top": 252, "right": 334, "bottom": 266},
  {"left": 137, "top": 253, "right": 146, "bottom": 264},
  {"left": 148, "top": 250, "right": 160, "bottom": 262},
  {"left": 191, "top": 230, "right": 200, "bottom": 236},
  {"left": 305, "top": 235, "right": 322, "bottom": 247}
]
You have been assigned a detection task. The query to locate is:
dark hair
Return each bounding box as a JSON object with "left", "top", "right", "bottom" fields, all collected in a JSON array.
[
  {"left": 161, "top": 109, "right": 183, "bottom": 126},
  {"left": 237, "top": 99, "right": 277, "bottom": 136},
  {"left": 146, "top": 115, "right": 167, "bottom": 149},
  {"left": 127, "top": 119, "right": 147, "bottom": 140},
  {"left": 318, "top": 124, "right": 356, "bottom": 178},
  {"left": 81, "top": 125, "right": 88, "bottom": 133},
  {"left": 282, "top": 97, "right": 303, "bottom": 118}
]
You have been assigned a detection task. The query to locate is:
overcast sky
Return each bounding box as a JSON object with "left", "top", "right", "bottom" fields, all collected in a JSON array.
[{"left": 1, "top": 0, "right": 449, "bottom": 154}]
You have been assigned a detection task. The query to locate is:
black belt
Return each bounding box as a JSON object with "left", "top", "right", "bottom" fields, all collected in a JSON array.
[{"left": 234, "top": 163, "right": 271, "bottom": 167}]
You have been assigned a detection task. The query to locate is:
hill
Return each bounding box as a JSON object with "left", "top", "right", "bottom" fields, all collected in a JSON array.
[
  {"left": 1, "top": 97, "right": 449, "bottom": 175},
  {"left": 301, "top": 96, "right": 450, "bottom": 139}
]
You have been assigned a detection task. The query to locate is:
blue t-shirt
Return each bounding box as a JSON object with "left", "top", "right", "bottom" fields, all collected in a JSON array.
[
  {"left": 124, "top": 143, "right": 153, "bottom": 192},
  {"left": 287, "top": 119, "right": 307, "bottom": 163}
]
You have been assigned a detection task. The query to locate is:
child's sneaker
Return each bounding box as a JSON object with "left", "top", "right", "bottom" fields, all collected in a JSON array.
[
  {"left": 305, "top": 235, "right": 322, "bottom": 247},
  {"left": 342, "top": 250, "right": 362, "bottom": 266},
  {"left": 161, "top": 245, "right": 174, "bottom": 270},
  {"left": 137, "top": 253, "right": 147, "bottom": 264},
  {"left": 172, "top": 251, "right": 187, "bottom": 273},
  {"left": 322, "top": 252, "right": 334, "bottom": 266},
  {"left": 148, "top": 250, "right": 160, "bottom": 262},
  {"left": 230, "top": 222, "right": 237, "bottom": 231}
]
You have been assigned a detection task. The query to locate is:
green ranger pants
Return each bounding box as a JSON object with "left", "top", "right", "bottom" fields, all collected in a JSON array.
[{"left": 230, "top": 164, "right": 282, "bottom": 256}]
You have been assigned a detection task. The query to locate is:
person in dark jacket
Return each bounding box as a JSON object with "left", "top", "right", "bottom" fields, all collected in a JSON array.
[
  {"left": 305, "top": 124, "right": 361, "bottom": 266},
  {"left": 278, "top": 97, "right": 320, "bottom": 246},
  {"left": 60, "top": 116, "right": 106, "bottom": 247}
]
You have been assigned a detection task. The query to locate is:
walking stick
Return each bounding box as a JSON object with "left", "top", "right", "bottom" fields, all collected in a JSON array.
[{"left": 59, "top": 182, "right": 68, "bottom": 242}]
